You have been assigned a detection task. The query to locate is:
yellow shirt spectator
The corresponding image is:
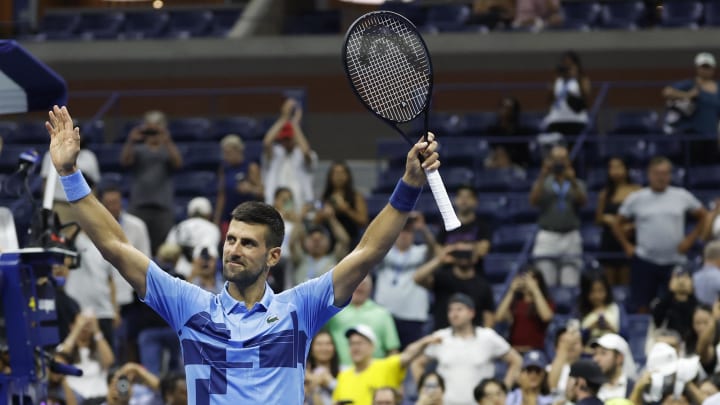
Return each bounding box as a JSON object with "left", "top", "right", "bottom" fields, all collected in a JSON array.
[{"left": 332, "top": 354, "right": 406, "bottom": 405}]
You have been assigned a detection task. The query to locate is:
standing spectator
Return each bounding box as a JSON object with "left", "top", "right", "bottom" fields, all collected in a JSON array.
[
  {"left": 424, "top": 293, "right": 523, "bottom": 403},
  {"left": 578, "top": 271, "right": 620, "bottom": 340},
  {"left": 485, "top": 97, "right": 533, "bottom": 169},
  {"left": 306, "top": 331, "right": 339, "bottom": 405},
  {"left": 694, "top": 241, "right": 720, "bottom": 306},
  {"left": 613, "top": 156, "right": 707, "bottom": 313},
  {"left": 468, "top": 0, "right": 515, "bottom": 30},
  {"left": 506, "top": 351, "right": 553, "bottom": 405},
  {"left": 595, "top": 157, "right": 641, "bottom": 285},
  {"left": 416, "top": 371, "right": 446, "bottom": 405},
  {"left": 160, "top": 373, "right": 187, "bottom": 405},
  {"left": 315, "top": 161, "right": 368, "bottom": 247},
  {"left": 548, "top": 323, "right": 584, "bottom": 396},
  {"left": 530, "top": 145, "right": 588, "bottom": 286},
  {"left": 290, "top": 209, "right": 350, "bottom": 286},
  {"left": 702, "top": 198, "right": 720, "bottom": 242},
  {"left": 188, "top": 245, "right": 223, "bottom": 294},
  {"left": 262, "top": 98, "right": 317, "bottom": 212},
  {"left": 164, "top": 197, "right": 221, "bottom": 277},
  {"left": 414, "top": 242, "right": 495, "bottom": 329},
  {"left": 435, "top": 185, "right": 492, "bottom": 276},
  {"left": 332, "top": 325, "right": 438, "bottom": 405},
  {"left": 542, "top": 51, "right": 591, "bottom": 135},
  {"left": 326, "top": 276, "right": 401, "bottom": 367},
  {"left": 473, "top": 378, "right": 508, "bottom": 405},
  {"left": 653, "top": 267, "right": 697, "bottom": 337},
  {"left": 512, "top": 0, "right": 563, "bottom": 30},
  {"left": 591, "top": 333, "right": 638, "bottom": 401},
  {"left": 214, "top": 134, "right": 263, "bottom": 238},
  {"left": 495, "top": 268, "right": 555, "bottom": 352},
  {"left": 565, "top": 359, "right": 606, "bottom": 405},
  {"left": 375, "top": 212, "right": 434, "bottom": 349},
  {"left": 120, "top": 110, "right": 182, "bottom": 253}
]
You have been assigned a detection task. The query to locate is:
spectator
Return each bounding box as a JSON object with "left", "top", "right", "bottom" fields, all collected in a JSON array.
[
  {"left": 164, "top": 197, "right": 221, "bottom": 278},
  {"left": 306, "top": 331, "right": 339, "bottom": 405},
  {"left": 702, "top": 198, "right": 720, "bottom": 242},
  {"left": 512, "top": 0, "right": 563, "bottom": 30},
  {"left": 590, "top": 334, "right": 638, "bottom": 401},
  {"left": 51, "top": 256, "right": 81, "bottom": 342},
  {"left": 262, "top": 98, "right": 317, "bottom": 212},
  {"left": 647, "top": 329, "right": 684, "bottom": 357},
  {"left": 694, "top": 241, "right": 720, "bottom": 306},
  {"left": 372, "top": 387, "right": 402, "bottom": 405},
  {"left": 120, "top": 110, "right": 183, "bottom": 254},
  {"left": 652, "top": 267, "right": 697, "bottom": 338},
  {"left": 104, "top": 362, "right": 161, "bottom": 405},
  {"left": 506, "top": 351, "right": 553, "bottom": 405},
  {"left": 530, "top": 145, "right": 587, "bottom": 286},
  {"left": 698, "top": 377, "right": 719, "bottom": 398},
  {"left": 326, "top": 276, "right": 401, "bottom": 367},
  {"left": 542, "top": 51, "right": 590, "bottom": 135},
  {"left": 188, "top": 245, "right": 222, "bottom": 294},
  {"left": 160, "top": 372, "right": 187, "bottom": 405},
  {"left": 214, "top": 134, "right": 263, "bottom": 238},
  {"left": 46, "top": 351, "right": 80, "bottom": 405},
  {"left": 628, "top": 342, "right": 688, "bottom": 405},
  {"left": 613, "top": 156, "right": 707, "bottom": 313},
  {"left": 435, "top": 185, "right": 491, "bottom": 276},
  {"left": 374, "top": 212, "right": 434, "bottom": 349},
  {"left": 595, "top": 157, "right": 641, "bottom": 285},
  {"left": 332, "top": 325, "right": 438, "bottom": 405},
  {"left": 416, "top": 371, "right": 445, "bottom": 405},
  {"left": 414, "top": 242, "right": 495, "bottom": 329},
  {"left": 686, "top": 305, "right": 714, "bottom": 361},
  {"left": 57, "top": 312, "right": 115, "bottom": 402},
  {"left": 565, "top": 359, "right": 605, "bottom": 405},
  {"left": 495, "top": 267, "right": 555, "bottom": 352},
  {"left": 548, "top": 323, "right": 583, "bottom": 396},
  {"left": 473, "top": 378, "right": 508, "bottom": 405},
  {"left": 468, "top": 0, "right": 515, "bottom": 30},
  {"left": 484, "top": 97, "right": 533, "bottom": 169},
  {"left": 424, "top": 293, "right": 523, "bottom": 402},
  {"left": 290, "top": 211, "right": 350, "bottom": 286},
  {"left": 315, "top": 161, "right": 368, "bottom": 247},
  {"left": 578, "top": 271, "right": 620, "bottom": 340}
]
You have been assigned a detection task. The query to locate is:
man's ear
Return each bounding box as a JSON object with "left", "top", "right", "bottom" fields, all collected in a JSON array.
[{"left": 267, "top": 247, "right": 282, "bottom": 267}]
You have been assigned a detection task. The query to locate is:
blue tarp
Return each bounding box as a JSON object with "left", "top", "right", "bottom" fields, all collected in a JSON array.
[{"left": 0, "top": 40, "right": 67, "bottom": 115}]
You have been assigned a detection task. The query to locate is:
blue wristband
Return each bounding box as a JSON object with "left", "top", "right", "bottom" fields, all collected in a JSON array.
[
  {"left": 60, "top": 170, "right": 91, "bottom": 203},
  {"left": 389, "top": 180, "right": 422, "bottom": 212}
]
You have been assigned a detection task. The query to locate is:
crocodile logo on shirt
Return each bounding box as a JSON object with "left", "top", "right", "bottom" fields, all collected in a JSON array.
[{"left": 266, "top": 315, "right": 280, "bottom": 324}]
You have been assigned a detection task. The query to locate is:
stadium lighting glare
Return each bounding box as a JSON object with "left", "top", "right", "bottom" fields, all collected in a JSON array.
[{"left": 152, "top": 0, "right": 164, "bottom": 8}]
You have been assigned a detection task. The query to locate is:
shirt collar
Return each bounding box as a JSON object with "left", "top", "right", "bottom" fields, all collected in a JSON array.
[{"left": 219, "top": 282, "right": 274, "bottom": 315}]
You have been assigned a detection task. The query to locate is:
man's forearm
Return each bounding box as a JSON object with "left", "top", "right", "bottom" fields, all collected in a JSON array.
[
  {"left": 610, "top": 220, "right": 632, "bottom": 249},
  {"left": 165, "top": 140, "right": 183, "bottom": 169},
  {"left": 400, "top": 336, "right": 435, "bottom": 367},
  {"left": 413, "top": 256, "right": 441, "bottom": 287}
]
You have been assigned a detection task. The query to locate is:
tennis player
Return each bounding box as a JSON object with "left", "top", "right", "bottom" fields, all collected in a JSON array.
[{"left": 45, "top": 105, "right": 440, "bottom": 404}]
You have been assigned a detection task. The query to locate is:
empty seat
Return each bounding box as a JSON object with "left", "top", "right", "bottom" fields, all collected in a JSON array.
[
  {"left": 38, "top": 13, "right": 81, "bottom": 40},
  {"left": 520, "top": 112, "right": 545, "bottom": 133},
  {"left": 492, "top": 223, "right": 537, "bottom": 252},
  {"left": 549, "top": 287, "right": 578, "bottom": 315},
  {"left": 174, "top": 171, "right": 217, "bottom": 197},
  {"left": 180, "top": 142, "right": 221, "bottom": 171},
  {"left": 600, "top": 1, "right": 645, "bottom": 29},
  {"left": 0, "top": 122, "right": 18, "bottom": 143},
  {"left": 440, "top": 137, "right": 489, "bottom": 167},
  {"left": 462, "top": 112, "right": 496, "bottom": 135},
  {"left": 424, "top": 4, "right": 471, "bottom": 32},
  {"left": 92, "top": 144, "right": 124, "bottom": 172},
  {"left": 284, "top": 10, "right": 341, "bottom": 35},
  {"left": 474, "top": 168, "right": 526, "bottom": 192},
  {"left": 561, "top": 2, "right": 601, "bottom": 30},
  {"left": 660, "top": 0, "right": 703, "bottom": 28},
  {"left": 377, "top": 139, "right": 411, "bottom": 168},
  {"left": 436, "top": 167, "right": 474, "bottom": 192},
  {"left": 687, "top": 166, "right": 720, "bottom": 189},
  {"left": 626, "top": 313, "right": 651, "bottom": 356},
  {"left": 612, "top": 285, "right": 629, "bottom": 307},
  {"left": 646, "top": 140, "right": 683, "bottom": 162},
  {"left": 475, "top": 193, "right": 508, "bottom": 222},
  {"left": 99, "top": 172, "right": 130, "bottom": 196},
  {"left": 76, "top": 12, "right": 124, "bottom": 40},
  {"left": 484, "top": 254, "right": 518, "bottom": 284},
  {"left": 610, "top": 110, "right": 659, "bottom": 135},
  {"left": 580, "top": 226, "right": 602, "bottom": 251},
  {"left": 15, "top": 122, "right": 51, "bottom": 145},
  {"left": 166, "top": 10, "right": 213, "bottom": 38},
  {"left": 122, "top": 11, "right": 169, "bottom": 39},
  {"left": 505, "top": 193, "right": 538, "bottom": 222},
  {"left": 210, "top": 9, "right": 242, "bottom": 37},
  {"left": 375, "top": 168, "right": 405, "bottom": 193},
  {"left": 211, "top": 117, "right": 260, "bottom": 141},
  {"left": 168, "top": 118, "right": 211, "bottom": 142},
  {"left": 0, "top": 144, "right": 46, "bottom": 173},
  {"left": 426, "top": 112, "right": 466, "bottom": 137},
  {"left": 366, "top": 194, "right": 390, "bottom": 218},
  {"left": 585, "top": 167, "right": 608, "bottom": 191},
  {"left": 593, "top": 139, "right": 647, "bottom": 165}
]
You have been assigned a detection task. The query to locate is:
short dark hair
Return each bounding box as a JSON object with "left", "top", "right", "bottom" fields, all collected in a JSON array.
[
  {"left": 372, "top": 386, "right": 401, "bottom": 404},
  {"left": 231, "top": 201, "right": 285, "bottom": 248},
  {"left": 648, "top": 156, "right": 672, "bottom": 168},
  {"left": 97, "top": 184, "right": 122, "bottom": 200},
  {"left": 417, "top": 371, "right": 445, "bottom": 392},
  {"left": 474, "top": 378, "right": 507, "bottom": 401},
  {"left": 456, "top": 184, "right": 477, "bottom": 196},
  {"left": 161, "top": 372, "right": 186, "bottom": 401},
  {"left": 273, "top": 186, "right": 292, "bottom": 200}
]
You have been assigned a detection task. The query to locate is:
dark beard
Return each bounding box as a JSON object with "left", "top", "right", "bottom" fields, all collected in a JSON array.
[{"left": 224, "top": 261, "right": 268, "bottom": 290}]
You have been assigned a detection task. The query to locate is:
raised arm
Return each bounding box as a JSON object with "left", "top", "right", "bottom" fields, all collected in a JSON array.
[
  {"left": 399, "top": 335, "right": 442, "bottom": 368},
  {"left": 332, "top": 135, "right": 440, "bottom": 306},
  {"left": 46, "top": 106, "right": 150, "bottom": 297}
]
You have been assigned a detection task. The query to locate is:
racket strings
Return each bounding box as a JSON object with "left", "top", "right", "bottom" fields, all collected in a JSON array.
[{"left": 345, "top": 15, "right": 430, "bottom": 123}]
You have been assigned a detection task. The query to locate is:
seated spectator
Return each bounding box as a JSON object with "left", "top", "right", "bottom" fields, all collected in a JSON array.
[
  {"left": 512, "top": 0, "right": 563, "bottom": 30},
  {"left": 694, "top": 241, "right": 720, "bottom": 306},
  {"left": 326, "top": 276, "right": 401, "bottom": 367},
  {"left": 188, "top": 245, "right": 222, "bottom": 294},
  {"left": 160, "top": 372, "right": 187, "bottom": 405},
  {"left": 590, "top": 334, "right": 637, "bottom": 401},
  {"left": 613, "top": 157, "right": 706, "bottom": 313},
  {"left": 414, "top": 242, "right": 495, "bottom": 329},
  {"left": 290, "top": 210, "right": 349, "bottom": 286},
  {"left": 165, "top": 197, "right": 221, "bottom": 277},
  {"left": 468, "top": 0, "right": 515, "bottom": 30},
  {"left": 484, "top": 97, "right": 533, "bottom": 169},
  {"left": 272, "top": 186, "right": 302, "bottom": 291},
  {"left": 506, "top": 351, "right": 553, "bottom": 405},
  {"left": 214, "top": 134, "right": 263, "bottom": 238},
  {"left": 374, "top": 212, "right": 434, "bottom": 349},
  {"left": 120, "top": 110, "right": 183, "bottom": 254},
  {"left": 548, "top": 322, "right": 584, "bottom": 396},
  {"left": 104, "top": 362, "right": 160, "bottom": 405},
  {"left": 314, "top": 161, "right": 368, "bottom": 247},
  {"left": 415, "top": 371, "right": 445, "bottom": 405},
  {"left": 332, "top": 325, "right": 438, "bottom": 405},
  {"left": 578, "top": 271, "right": 620, "bottom": 341},
  {"left": 595, "top": 157, "right": 640, "bottom": 285},
  {"left": 306, "top": 330, "right": 339, "bottom": 405},
  {"left": 653, "top": 267, "right": 697, "bottom": 337},
  {"left": 372, "top": 387, "right": 402, "bottom": 405},
  {"left": 46, "top": 351, "right": 80, "bottom": 405},
  {"left": 530, "top": 145, "right": 587, "bottom": 286},
  {"left": 424, "top": 293, "right": 522, "bottom": 402},
  {"left": 474, "top": 378, "right": 508, "bottom": 405},
  {"left": 495, "top": 267, "right": 555, "bottom": 352},
  {"left": 542, "top": 51, "right": 590, "bottom": 135},
  {"left": 647, "top": 329, "right": 684, "bottom": 357},
  {"left": 565, "top": 359, "right": 606, "bottom": 405}
]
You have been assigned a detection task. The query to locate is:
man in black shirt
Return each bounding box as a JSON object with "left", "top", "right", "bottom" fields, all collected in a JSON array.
[{"left": 651, "top": 266, "right": 697, "bottom": 341}]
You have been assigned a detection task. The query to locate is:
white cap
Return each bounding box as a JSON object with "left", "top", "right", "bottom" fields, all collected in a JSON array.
[
  {"left": 695, "top": 52, "right": 717, "bottom": 67},
  {"left": 646, "top": 342, "right": 678, "bottom": 377},
  {"left": 345, "top": 324, "right": 377, "bottom": 346},
  {"left": 187, "top": 197, "right": 212, "bottom": 217},
  {"left": 591, "top": 333, "right": 638, "bottom": 379},
  {"left": 192, "top": 244, "right": 218, "bottom": 260}
]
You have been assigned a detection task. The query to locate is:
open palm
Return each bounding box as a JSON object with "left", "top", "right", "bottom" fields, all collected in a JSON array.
[{"left": 45, "top": 105, "right": 80, "bottom": 175}]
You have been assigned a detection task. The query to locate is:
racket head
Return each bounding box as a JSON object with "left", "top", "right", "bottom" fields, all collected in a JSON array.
[{"left": 342, "top": 11, "right": 434, "bottom": 125}]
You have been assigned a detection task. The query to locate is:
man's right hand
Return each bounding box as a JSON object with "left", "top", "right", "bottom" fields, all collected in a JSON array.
[{"left": 46, "top": 105, "right": 81, "bottom": 176}]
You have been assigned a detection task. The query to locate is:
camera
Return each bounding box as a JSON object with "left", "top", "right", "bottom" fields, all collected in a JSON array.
[
  {"left": 116, "top": 375, "right": 131, "bottom": 399},
  {"left": 140, "top": 128, "right": 159, "bottom": 137},
  {"left": 450, "top": 249, "right": 473, "bottom": 260}
]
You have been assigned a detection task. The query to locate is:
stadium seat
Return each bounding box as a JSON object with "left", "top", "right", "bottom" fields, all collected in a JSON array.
[
  {"left": 366, "top": 194, "right": 390, "bottom": 218},
  {"left": 79, "top": 120, "right": 105, "bottom": 146},
  {"left": 122, "top": 11, "right": 169, "bottom": 39},
  {"left": 180, "top": 142, "right": 221, "bottom": 171},
  {"left": 660, "top": 0, "right": 703, "bottom": 28},
  {"left": 0, "top": 144, "right": 46, "bottom": 173},
  {"left": 475, "top": 193, "right": 508, "bottom": 222},
  {"left": 504, "top": 193, "right": 538, "bottom": 223},
  {"left": 580, "top": 192, "right": 598, "bottom": 222},
  {"left": 424, "top": 4, "right": 471, "bottom": 32},
  {"left": 492, "top": 223, "right": 537, "bottom": 252},
  {"left": 484, "top": 254, "right": 518, "bottom": 284},
  {"left": 580, "top": 226, "right": 602, "bottom": 251},
  {"left": 625, "top": 314, "right": 651, "bottom": 358},
  {"left": 379, "top": 2, "right": 428, "bottom": 26},
  {"left": 76, "top": 12, "right": 125, "bottom": 40},
  {"left": 168, "top": 118, "right": 211, "bottom": 142},
  {"left": 174, "top": 171, "right": 217, "bottom": 197},
  {"left": 585, "top": 167, "right": 608, "bottom": 191},
  {"left": 0, "top": 122, "right": 18, "bottom": 144},
  {"left": 687, "top": 166, "right": 720, "bottom": 189},
  {"left": 15, "top": 122, "right": 51, "bottom": 145},
  {"left": 211, "top": 117, "right": 260, "bottom": 141},
  {"left": 440, "top": 137, "right": 489, "bottom": 168},
  {"left": 474, "top": 168, "right": 526, "bottom": 192},
  {"left": 560, "top": 2, "right": 601, "bottom": 30},
  {"left": 545, "top": 314, "right": 573, "bottom": 359},
  {"left": 520, "top": 112, "right": 545, "bottom": 133},
  {"left": 284, "top": 10, "right": 341, "bottom": 35},
  {"left": 38, "top": 13, "right": 81, "bottom": 40},
  {"left": 99, "top": 172, "right": 130, "bottom": 196},
  {"left": 426, "top": 112, "right": 466, "bottom": 138},
  {"left": 209, "top": 9, "right": 243, "bottom": 37},
  {"left": 612, "top": 285, "right": 629, "bottom": 307},
  {"left": 610, "top": 110, "right": 659, "bottom": 135},
  {"left": 435, "top": 167, "right": 474, "bottom": 192},
  {"left": 375, "top": 167, "right": 405, "bottom": 193},
  {"left": 600, "top": 1, "right": 645, "bottom": 30},
  {"left": 166, "top": 10, "right": 213, "bottom": 38},
  {"left": 377, "top": 139, "right": 410, "bottom": 168},
  {"left": 549, "top": 286, "right": 578, "bottom": 315},
  {"left": 462, "top": 112, "right": 496, "bottom": 136},
  {"left": 593, "top": 139, "right": 647, "bottom": 166},
  {"left": 92, "top": 144, "right": 124, "bottom": 172}
]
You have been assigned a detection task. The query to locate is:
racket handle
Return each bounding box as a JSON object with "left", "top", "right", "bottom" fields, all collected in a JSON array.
[{"left": 424, "top": 169, "right": 461, "bottom": 231}]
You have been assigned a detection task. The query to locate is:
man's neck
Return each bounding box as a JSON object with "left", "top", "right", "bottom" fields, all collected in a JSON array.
[
  {"left": 609, "top": 368, "right": 623, "bottom": 385},
  {"left": 674, "top": 292, "right": 690, "bottom": 302},
  {"left": 227, "top": 280, "right": 266, "bottom": 309},
  {"left": 452, "top": 324, "right": 474, "bottom": 337},
  {"left": 351, "top": 299, "right": 367, "bottom": 308},
  {"left": 355, "top": 358, "right": 372, "bottom": 372},
  {"left": 458, "top": 211, "right": 475, "bottom": 224}
]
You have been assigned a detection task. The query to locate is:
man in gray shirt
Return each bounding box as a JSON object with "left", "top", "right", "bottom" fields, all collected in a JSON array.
[
  {"left": 529, "top": 145, "right": 588, "bottom": 286},
  {"left": 613, "top": 156, "right": 706, "bottom": 312},
  {"left": 693, "top": 240, "right": 720, "bottom": 306}
]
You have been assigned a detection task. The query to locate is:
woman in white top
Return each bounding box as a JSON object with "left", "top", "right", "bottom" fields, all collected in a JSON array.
[
  {"left": 578, "top": 271, "right": 620, "bottom": 342},
  {"left": 306, "top": 331, "right": 340, "bottom": 405},
  {"left": 543, "top": 51, "right": 592, "bottom": 136}
]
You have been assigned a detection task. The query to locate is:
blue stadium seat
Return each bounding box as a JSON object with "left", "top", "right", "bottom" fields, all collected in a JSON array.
[
  {"left": 492, "top": 284, "right": 507, "bottom": 306},
  {"left": 462, "top": 112, "right": 496, "bottom": 135},
  {"left": 426, "top": 113, "right": 466, "bottom": 138},
  {"left": 0, "top": 144, "right": 46, "bottom": 173},
  {"left": 440, "top": 137, "right": 489, "bottom": 168},
  {"left": 377, "top": 139, "right": 410, "bottom": 168},
  {"left": 244, "top": 141, "right": 263, "bottom": 162},
  {"left": 646, "top": 140, "right": 683, "bottom": 162},
  {"left": 626, "top": 314, "right": 651, "bottom": 358},
  {"left": 79, "top": 120, "right": 105, "bottom": 146},
  {"left": 594, "top": 139, "right": 647, "bottom": 165},
  {"left": 174, "top": 171, "right": 217, "bottom": 197},
  {"left": 0, "top": 122, "right": 18, "bottom": 143},
  {"left": 379, "top": 2, "right": 428, "bottom": 26},
  {"left": 612, "top": 285, "right": 629, "bottom": 307},
  {"left": 366, "top": 194, "right": 389, "bottom": 218},
  {"left": 92, "top": 144, "right": 124, "bottom": 172},
  {"left": 436, "top": 167, "right": 475, "bottom": 192},
  {"left": 610, "top": 110, "right": 659, "bottom": 135},
  {"left": 38, "top": 14, "right": 81, "bottom": 40},
  {"left": 549, "top": 287, "right": 578, "bottom": 315},
  {"left": 174, "top": 197, "right": 192, "bottom": 223},
  {"left": 15, "top": 122, "right": 51, "bottom": 145},
  {"left": 209, "top": 9, "right": 243, "bottom": 37},
  {"left": 545, "top": 314, "right": 573, "bottom": 359},
  {"left": 475, "top": 193, "right": 508, "bottom": 222},
  {"left": 581, "top": 226, "right": 602, "bottom": 251},
  {"left": 504, "top": 193, "right": 538, "bottom": 222},
  {"left": 211, "top": 117, "right": 260, "bottom": 141},
  {"left": 600, "top": 1, "right": 645, "bottom": 30},
  {"left": 561, "top": 2, "right": 601, "bottom": 30},
  {"left": 492, "top": 223, "right": 537, "bottom": 252},
  {"left": 168, "top": 118, "right": 211, "bottom": 142},
  {"left": 474, "top": 168, "right": 526, "bottom": 192},
  {"left": 687, "top": 166, "right": 720, "bottom": 189},
  {"left": 520, "top": 112, "right": 545, "bottom": 133},
  {"left": 660, "top": 0, "right": 703, "bottom": 28},
  {"left": 99, "top": 172, "right": 130, "bottom": 196},
  {"left": 484, "top": 254, "right": 518, "bottom": 284},
  {"left": 166, "top": 10, "right": 213, "bottom": 38},
  {"left": 284, "top": 10, "right": 341, "bottom": 35},
  {"left": 585, "top": 167, "right": 608, "bottom": 191},
  {"left": 375, "top": 167, "right": 405, "bottom": 193},
  {"left": 122, "top": 11, "right": 169, "bottom": 39},
  {"left": 76, "top": 12, "right": 125, "bottom": 40},
  {"left": 180, "top": 142, "right": 221, "bottom": 171},
  {"left": 580, "top": 192, "right": 598, "bottom": 222},
  {"left": 424, "top": 4, "right": 471, "bottom": 32}
]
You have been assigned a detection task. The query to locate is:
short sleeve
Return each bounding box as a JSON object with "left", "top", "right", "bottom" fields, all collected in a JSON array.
[
  {"left": 141, "top": 261, "right": 213, "bottom": 331},
  {"left": 424, "top": 331, "right": 443, "bottom": 358},
  {"left": 682, "top": 189, "right": 702, "bottom": 212},
  {"left": 486, "top": 328, "right": 511, "bottom": 359},
  {"left": 292, "top": 268, "right": 347, "bottom": 337},
  {"left": 618, "top": 190, "right": 639, "bottom": 219},
  {"left": 382, "top": 354, "right": 406, "bottom": 387}
]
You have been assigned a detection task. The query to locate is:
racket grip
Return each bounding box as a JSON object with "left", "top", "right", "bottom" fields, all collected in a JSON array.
[{"left": 424, "top": 169, "right": 461, "bottom": 231}]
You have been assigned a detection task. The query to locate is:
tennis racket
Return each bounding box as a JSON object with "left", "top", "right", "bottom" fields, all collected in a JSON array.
[{"left": 342, "top": 10, "right": 461, "bottom": 231}]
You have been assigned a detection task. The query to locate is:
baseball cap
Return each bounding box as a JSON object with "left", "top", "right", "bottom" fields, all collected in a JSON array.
[
  {"left": 522, "top": 350, "right": 548, "bottom": 369},
  {"left": 448, "top": 293, "right": 475, "bottom": 310},
  {"left": 695, "top": 52, "right": 717, "bottom": 67},
  {"left": 672, "top": 264, "right": 691, "bottom": 277},
  {"left": 646, "top": 342, "right": 678, "bottom": 377},
  {"left": 277, "top": 122, "right": 295, "bottom": 140},
  {"left": 345, "top": 324, "right": 377, "bottom": 346},
  {"left": 569, "top": 359, "right": 606, "bottom": 385},
  {"left": 193, "top": 244, "right": 218, "bottom": 260},
  {"left": 187, "top": 197, "right": 212, "bottom": 217},
  {"left": 590, "top": 333, "right": 638, "bottom": 379}
]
